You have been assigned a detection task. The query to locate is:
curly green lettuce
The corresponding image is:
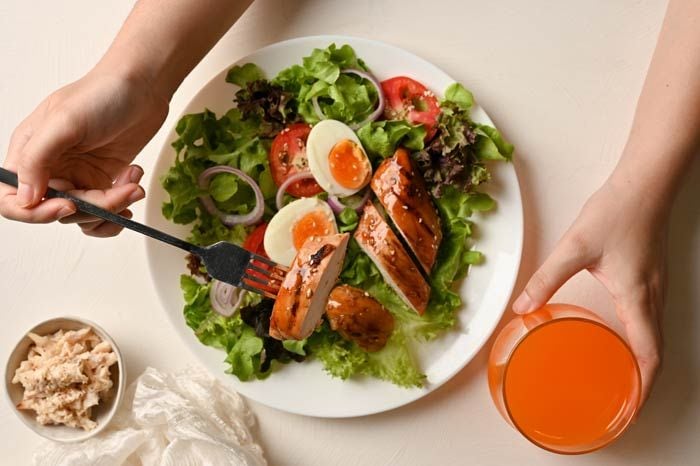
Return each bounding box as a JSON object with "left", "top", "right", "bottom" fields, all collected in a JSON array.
[
  {"left": 413, "top": 83, "right": 513, "bottom": 198},
  {"left": 161, "top": 107, "right": 276, "bottom": 246},
  {"left": 181, "top": 275, "right": 306, "bottom": 380},
  {"left": 272, "top": 44, "right": 379, "bottom": 127}
]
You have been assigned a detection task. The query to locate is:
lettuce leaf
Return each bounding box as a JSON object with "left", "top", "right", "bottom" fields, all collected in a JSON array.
[
  {"left": 162, "top": 107, "right": 276, "bottom": 246},
  {"left": 474, "top": 124, "right": 514, "bottom": 161},
  {"left": 180, "top": 275, "right": 305, "bottom": 381},
  {"left": 307, "top": 323, "right": 424, "bottom": 388},
  {"left": 444, "top": 82, "right": 474, "bottom": 110},
  {"left": 226, "top": 63, "right": 265, "bottom": 87},
  {"left": 356, "top": 120, "right": 426, "bottom": 161},
  {"left": 273, "top": 43, "right": 378, "bottom": 127},
  {"left": 337, "top": 207, "right": 359, "bottom": 233},
  {"left": 413, "top": 83, "right": 513, "bottom": 197}
]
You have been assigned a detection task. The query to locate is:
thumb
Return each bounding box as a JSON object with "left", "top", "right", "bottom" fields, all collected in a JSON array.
[
  {"left": 513, "top": 234, "right": 593, "bottom": 314},
  {"left": 15, "top": 112, "right": 81, "bottom": 208}
]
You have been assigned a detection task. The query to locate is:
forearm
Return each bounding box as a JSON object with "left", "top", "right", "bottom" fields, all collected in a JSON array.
[
  {"left": 610, "top": 0, "right": 700, "bottom": 210},
  {"left": 94, "top": 0, "right": 253, "bottom": 101}
]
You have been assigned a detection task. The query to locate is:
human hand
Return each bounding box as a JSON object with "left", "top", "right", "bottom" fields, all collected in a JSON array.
[
  {"left": 1, "top": 69, "right": 168, "bottom": 236},
  {"left": 512, "top": 177, "right": 666, "bottom": 407}
]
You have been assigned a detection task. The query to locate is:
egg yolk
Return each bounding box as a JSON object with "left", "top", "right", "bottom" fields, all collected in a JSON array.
[
  {"left": 292, "top": 210, "right": 335, "bottom": 250},
  {"left": 328, "top": 139, "right": 369, "bottom": 189}
]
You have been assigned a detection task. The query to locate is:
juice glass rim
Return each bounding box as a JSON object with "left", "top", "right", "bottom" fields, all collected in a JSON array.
[{"left": 501, "top": 316, "right": 642, "bottom": 455}]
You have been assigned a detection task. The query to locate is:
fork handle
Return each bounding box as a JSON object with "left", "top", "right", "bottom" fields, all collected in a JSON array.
[{"left": 0, "top": 167, "right": 203, "bottom": 255}]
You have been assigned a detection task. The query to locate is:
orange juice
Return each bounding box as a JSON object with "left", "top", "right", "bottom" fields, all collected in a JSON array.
[{"left": 500, "top": 318, "right": 640, "bottom": 453}]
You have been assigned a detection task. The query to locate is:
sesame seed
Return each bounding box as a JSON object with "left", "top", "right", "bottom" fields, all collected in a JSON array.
[
  {"left": 418, "top": 218, "right": 423, "bottom": 223},
  {"left": 306, "top": 288, "right": 313, "bottom": 298}
]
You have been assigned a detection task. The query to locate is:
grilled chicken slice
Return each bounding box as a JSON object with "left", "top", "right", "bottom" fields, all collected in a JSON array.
[
  {"left": 371, "top": 148, "right": 442, "bottom": 274},
  {"left": 270, "top": 233, "right": 350, "bottom": 340},
  {"left": 354, "top": 202, "right": 430, "bottom": 315},
  {"left": 326, "top": 285, "right": 395, "bottom": 352}
]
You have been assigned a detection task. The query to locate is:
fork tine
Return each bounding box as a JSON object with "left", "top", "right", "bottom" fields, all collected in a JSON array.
[
  {"left": 251, "top": 253, "right": 289, "bottom": 272},
  {"left": 250, "top": 253, "right": 277, "bottom": 267},
  {"left": 247, "top": 262, "right": 272, "bottom": 276},
  {"left": 247, "top": 262, "right": 286, "bottom": 282},
  {"left": 243, "top": 271, "right": 280, "bottom": 290},
  {"left": 240, "top": 281, "right": 278, "bottom": 300}
]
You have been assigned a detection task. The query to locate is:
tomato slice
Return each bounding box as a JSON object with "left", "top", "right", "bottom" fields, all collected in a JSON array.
[
  {"left": 269, "top": 123, "right": 323, "bottom": 198},
  {"left": 381, "top": 76, "right": 441, "bottom": 140},
  {"left": 243, "top": 222, "right": 268, "bottom": 257}
]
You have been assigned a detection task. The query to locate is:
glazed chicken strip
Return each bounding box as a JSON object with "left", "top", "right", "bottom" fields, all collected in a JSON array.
[
  {"left": 371, "top": 148, "right": 442, "bottom": 274},
  {"left": 326, "top": 285, "right": 395, "bottom": 352},
  {"left": 270, "top": 233, "right": 350, "bottom": 340},
  {"left": 354, "top": 202, "right": 430, "bottom": 315}
]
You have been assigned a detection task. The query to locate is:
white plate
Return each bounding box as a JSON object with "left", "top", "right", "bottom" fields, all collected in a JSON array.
[{"left": 145, "top": 35, "right": 523, "bottom": 418}]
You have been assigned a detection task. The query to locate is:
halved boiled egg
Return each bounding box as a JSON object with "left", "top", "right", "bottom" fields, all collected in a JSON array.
[
  {"left": 307, "top": 119, "right": 372, "bottom": 197},
  {"left": 264, "top": 197, "right": 338, "bottom": 267}
]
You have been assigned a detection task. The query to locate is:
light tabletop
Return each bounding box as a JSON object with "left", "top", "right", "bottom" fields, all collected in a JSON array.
[{"left": 1, "top": 1, "right": 698, "bottom": 465}]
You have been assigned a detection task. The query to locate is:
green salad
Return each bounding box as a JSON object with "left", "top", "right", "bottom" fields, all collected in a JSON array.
[{"left": 161, "top": 44, "right": 513, "bottom": 388}]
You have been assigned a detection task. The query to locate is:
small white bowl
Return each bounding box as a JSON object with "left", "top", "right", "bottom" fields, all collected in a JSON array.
[{"left": 4, "top": 316, "right": 126, "bottom": 443}]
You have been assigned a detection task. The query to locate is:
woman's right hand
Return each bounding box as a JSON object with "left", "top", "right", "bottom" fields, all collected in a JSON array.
[{"left": 0, "top": 68, "right": 169, "bottom": 237}]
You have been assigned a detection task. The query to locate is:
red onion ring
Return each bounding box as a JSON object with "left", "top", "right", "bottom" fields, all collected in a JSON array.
[
  {"left": 198, "top": 166, "right": 264, "bottom": 226},
  {"left": 310, "top": 69, "right": 385, "bottom": 130},
  {"left": 210, "top": 279, "right": 245, "bottom": 317},
  {"left": 275, "top": 171, "right": 317, "bottom": 211},
  {"left": 342, "top": 69, "right": 385, "bottom": 130},
  {"left": 327, "top": 189, "right": 372, "bottom": 214}
]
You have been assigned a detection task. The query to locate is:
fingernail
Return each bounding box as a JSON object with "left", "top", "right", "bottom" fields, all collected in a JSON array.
[
  {"left": 512, "top": 292, "right": 534, "bottom": 314},
  {"left": 16, "top": 182, "right": 34, "bottom": 207},
  {"left": 129, "top": 166, "right": 144, "bottom": 183},
  {"left": 57, "top": 205, "right": 76, "bottom": 219},
  {"left": 127, "top": 187, "right": 145, "bottom": 203}
]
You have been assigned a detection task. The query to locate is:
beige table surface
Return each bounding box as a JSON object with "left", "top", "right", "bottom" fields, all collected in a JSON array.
[{"left": 2, "top": 1, "right": 699, "bottom": 465}]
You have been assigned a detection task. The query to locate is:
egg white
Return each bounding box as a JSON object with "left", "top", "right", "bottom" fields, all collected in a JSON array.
[
  {"left": 263, "top": 197, "right": 338, "bottom": 267},
  {"left": 307, "top": 119, "right": 371, "bottom": 197}
]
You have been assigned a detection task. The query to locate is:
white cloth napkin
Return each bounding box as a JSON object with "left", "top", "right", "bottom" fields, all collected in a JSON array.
[{"left": 33, "top": 367, "right": 267, "bottom": 466}]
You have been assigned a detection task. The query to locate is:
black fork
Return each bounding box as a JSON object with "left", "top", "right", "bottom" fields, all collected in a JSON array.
[{"left": 0, "top": 167, "right": 287, "bottom": 299}]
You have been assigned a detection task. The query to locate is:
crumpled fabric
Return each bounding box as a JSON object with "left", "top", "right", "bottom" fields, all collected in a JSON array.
[{"left": 33, "top": 367, "right": 267, "bottom": 466}]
